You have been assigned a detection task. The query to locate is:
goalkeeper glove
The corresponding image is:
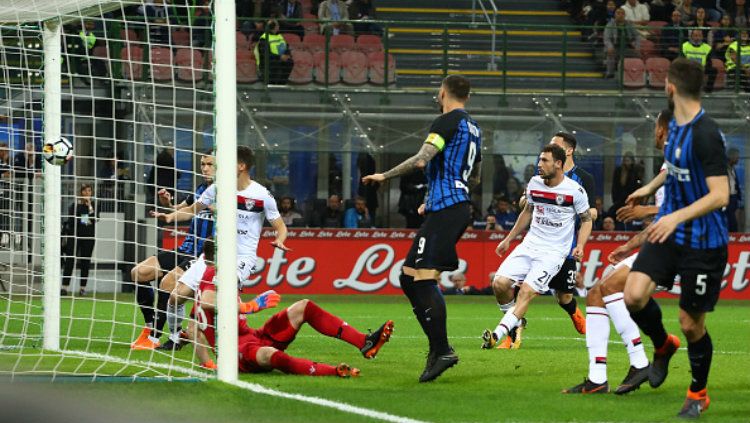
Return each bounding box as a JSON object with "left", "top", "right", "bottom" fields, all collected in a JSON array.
[{"left": 239, "top": 290, "right": 281, "bottom": 314}]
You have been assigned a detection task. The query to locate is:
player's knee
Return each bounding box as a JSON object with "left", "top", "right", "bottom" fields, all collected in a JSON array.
[
  {"left": 623, "top": 288, "right": 645, "bottom": 312},
  {"left": 586, "top": 284, "right": 604, "bottom": 307},
  {"left": 678, "top": 315, "right": 704, "bottom": 341},
  {"left": 255, "top": 347, "right": 277, "bottom": 367},
  {"left": 556, "top": 292, "right": 572, "bottom": 305},
  {"left": 288, "top": 299, "right": 309, "bottom": 319},
  {"left": 491, "top": 276, "right": 509, "bottom": 294},
  {"left": 169, "top": 292, "right": 180, "bottom": 306},
  {"left": 130, "top": 266, "right": 139, "bottom": 282}
]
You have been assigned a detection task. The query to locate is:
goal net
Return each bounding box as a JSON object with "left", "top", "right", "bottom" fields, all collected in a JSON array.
[{"left": 0, "top": 0, "right": 240, "bottom": 381}]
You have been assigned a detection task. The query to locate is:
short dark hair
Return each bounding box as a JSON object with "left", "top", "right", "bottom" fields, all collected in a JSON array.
[
  {"left": 657, "top": 108, "right": 673, "bottom": 129},
  {"left": 553, "top": 131, "right": 577, "bottom": 151},
  {"left": 203, "top": 148, "right": 215, "bottom": 156},
  {"left": 668, "top": 58, "right": 704, "bottom": 100},
  {"left": 542, "top": 144, "right": 567, "bottom": 167},
  {"left": 237, "top": 145, "right": 255, "bottom": 169},
  {"left": 497, "top": 196, "right": 510, "bottom": 204},
  {"left": 441, "top": 75, "right": 470, "bottom": 101}
]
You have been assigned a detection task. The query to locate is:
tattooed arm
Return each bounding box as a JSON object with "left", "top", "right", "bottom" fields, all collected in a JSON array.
[
  {"left": 571, "top": 209, "right": 593, "bottom": 261},
  {"left": 361, "top": 143, "right": 440, "bottom": 185}
]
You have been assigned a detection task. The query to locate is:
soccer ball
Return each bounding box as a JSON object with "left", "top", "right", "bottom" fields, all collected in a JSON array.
[{"left": 43, "top": 137, "right": 73, "bottom": 165}]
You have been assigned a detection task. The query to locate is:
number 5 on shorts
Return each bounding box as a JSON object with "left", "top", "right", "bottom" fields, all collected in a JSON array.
[{"left": 695, "top": 274, "right": 707, "bottom": 296}]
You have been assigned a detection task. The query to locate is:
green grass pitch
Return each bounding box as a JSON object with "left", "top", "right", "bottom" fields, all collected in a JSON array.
[{"left": 1, "top": 294, "right": 749, "bottom": 422}]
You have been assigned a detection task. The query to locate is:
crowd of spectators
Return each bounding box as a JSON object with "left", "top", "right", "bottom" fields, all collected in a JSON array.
[{"left": 563, "top": 0, "right": 750, "bottom": 89}]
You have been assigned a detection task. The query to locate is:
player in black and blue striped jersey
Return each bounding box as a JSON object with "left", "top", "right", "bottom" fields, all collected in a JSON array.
[
  {"left": 129, "top": 150, "right": 215, "bottom": 351},
  {"left": 624, "top": 58, "right": 729, "bottom": 419},
  {"left": 362, "top": 75, "right": 481, "bottom": 383}
]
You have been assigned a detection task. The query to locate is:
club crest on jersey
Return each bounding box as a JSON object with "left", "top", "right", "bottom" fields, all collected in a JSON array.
[
  {"left": 556, "top": 194, "right": 565, "bottom": 205},
  {"left": 238, "top": 195, "right": 264, "bottom": 212}
]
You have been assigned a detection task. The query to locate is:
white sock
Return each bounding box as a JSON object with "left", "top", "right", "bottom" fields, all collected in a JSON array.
[
  {"left": 493, "top": 309, "right": 519, "bottom": 340},
  {"left": 586, "top": 306, "right": 610, "bottom": 384},
  {"left": 603, "top": 292, "right": 649, "bottom": 369},
  {"left": 175, "top": 303, "right": 185, "bottom": 332},
  {"left": 147, "top": 335, "right": 160, "bottom": 344},
  {"left": 498, "top": 299, "right": 515, "bottom": 313},
  {"left": 166, "top": 303, "right": 176, "bottom": 333}
]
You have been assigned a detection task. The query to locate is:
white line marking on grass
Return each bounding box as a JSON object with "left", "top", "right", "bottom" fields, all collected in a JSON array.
[
  {"left": 232, "top": 380, "right": 430, "bottom": 423},
  {"left": 57, "top": 349, "right": 211, "bottom": 379}
]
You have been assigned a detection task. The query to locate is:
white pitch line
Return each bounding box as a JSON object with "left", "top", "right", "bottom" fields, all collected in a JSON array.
[
  {"left": 61, "top": 350, "right": 430, "bottom": 423},
  {"left": 232, "top": 380, "right": 430, "bottom": 423}
]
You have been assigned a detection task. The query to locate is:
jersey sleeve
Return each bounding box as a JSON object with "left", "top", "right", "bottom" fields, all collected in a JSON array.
[
  {"left": 574, "top": 185, "right": 590, "bottom": 215},
  {"left": 263, "top": 190, "right": 282, "bottom": 222},
  {"left": 425, "top": 113, "right": 458, "bottom": 152},
  {"left": 693, "top": 125, "right": 728, "bottom": 178},
  {"left": 197, "top": 183, "right": 216, "bottom": 207},
  {"left": 524, "top": 181, "right": 534, "bottom": 206},
  {"left": 580, "top": 172, "right": 596, "bottom": 209}
]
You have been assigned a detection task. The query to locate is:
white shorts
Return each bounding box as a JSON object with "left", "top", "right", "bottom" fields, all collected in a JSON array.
[
  {"left": 614, "top": 252, "right": 638, "bottom": 270},
  {"left": 178, "top": 254, "right": 257, "bottom": 291},
  {"left": 495, "top": 243, "right": 567, "bottom": 294}
]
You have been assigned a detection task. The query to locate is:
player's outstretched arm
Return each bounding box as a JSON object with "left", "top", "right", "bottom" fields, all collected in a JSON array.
[
  {"left": 647, "top": 175, "right": 729, "bottom": 243},
  {"left": 616, "top": 204, "right": 660, "bottom": 223},
  {"left": 626, "top": 171, "right": 667, "bottom": 206},
  {"left": 269, "top": 217, "right": 291, "bottom": 251},
  {"left": 362, "top": 143, "right": 439, "bottom": 184},
  {"left": 609, "top": 225, "right": 650, "bottom": 263},
  {"left": 572, "top": 210, "right": 593, "bottom": 261},
  {"left": 151, "top": 202, "right": 204, "bottom": 223},
  {"left": 239, "top": 290, "right": 281, "bottom": 314}
]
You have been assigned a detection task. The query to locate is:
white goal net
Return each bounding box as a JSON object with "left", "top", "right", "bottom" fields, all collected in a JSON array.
[{"left": 0, "top": 0, "right": 241, "bottom": 381}]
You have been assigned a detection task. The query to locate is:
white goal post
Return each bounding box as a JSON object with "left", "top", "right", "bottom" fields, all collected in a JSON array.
[{"left": 0, "top": 0, "right": 239, "bottom": 382}]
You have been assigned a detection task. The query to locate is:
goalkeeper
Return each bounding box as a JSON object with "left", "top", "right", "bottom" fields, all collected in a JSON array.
[{"left": 187, "top": 240, "right": 394, "bottom": 377}]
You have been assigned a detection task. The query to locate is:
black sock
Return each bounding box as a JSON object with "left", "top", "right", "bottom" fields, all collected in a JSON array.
[
  {"left": 559, "top": 297, "right": 577, "bottom": 316},
  {"left": 153, "top": 289, "right": 170, "bottom": 339},
  {"left": 400, "top": 274, "right": 431, "bottom": 343},
  {"left": 411, "top": 280, "right": 451, "bottom": 356},
  {"left": 688, "top": 331, "right": 713, "bottom": 392},
  {"left": 629, "top": 298, "right": 668, "bottom": 349},
  {"left": 136, "top": 283, "right": 155, "bottom": 327}
]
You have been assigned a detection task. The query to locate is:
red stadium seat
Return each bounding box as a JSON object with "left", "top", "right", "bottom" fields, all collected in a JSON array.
[
  {"left": 171, "top": 29, "right": 191, "bottom": 46},
  {"left": 356, "top": 34, "right": 383, "bottom": 54},
  {"left": 330, "top": 34, "right": 355, "bottom": 53},
  {"left": 237, "top": 32, "right": 251, "bottom": 51},
  {"left": 712, "top": 58, "right": 725, "bottom": 90},
  {"left": 288, "top": 50, "right": 314, "bottom": 84},
  {"left": 175, "top": 48, "right": 204, "bottom": 82},
  {"left": 367, "top": 51, "right": 396, "bottom": 85},
  {"left": 282, "top": 33, "right": 303, "bottom": 53},
  {"left": 640, "top": 39, "right": 657, "bottom": 59},
  {"left": 622, "top": 58, "right": 646, "bottom": 88},
  {"left": 341, "top": 50, "right": 368, "bottom": 85},
  {"left": 120, "top": 29, "right": 139, "bottom": 43},
  {"left": 302, "top": 13, "right": 319, "bottom": 35},
  {"left": 646, "top": 57, "right": 670, "bottom": 88},
  {"left": 647, "top": 21, "right": 668, "bottom": 40},
  {"left": 303, "top": 33, "right": 326, "bottom": 53},
  {"left": 301, "top": 0, "right": 312, "bottom": 13},
  {"left": 236, "top": 50, "right": 258, "bottom": 83},
  {"left": 92, "top": 45, "right": 108, "bottom": 59},
  {"left": 313, "top": 50, "right": 341, "bottom": 84},
  {"left": 150, "top": 47, "right": 174, "bottom": 81},
  {"left": 120, "top": 45, "right": 143, "bottom": 80}
]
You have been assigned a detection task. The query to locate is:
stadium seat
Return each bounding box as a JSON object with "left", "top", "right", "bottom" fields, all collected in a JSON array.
[
  {"left": 150, "top": 47, "right": 174, "bottom": 81},
  {"left": 120, "top": 45, "right": 143, "bottom": 80},
  {"left": 303, "top": 33, "right": 326, "bottom": 53},
  {"left": 236, "top": 50, "right": 258, "bottom": 83},
  {"left": 120, "top": 28, "right": 139, "bottom": 43},
  {"left": 712, "top": 58, "right": 726, "bottom": 90},
  {"left": 647, "top": 21, "right": 668, "bottom": 40},
  {"left": 302, "top": 13, "right": 319, "bottom": 35},
  {"left": 288, "top": 50, "right": 314, "bottom": 84},
  {"left": 330, "top": 34, "right": 355, "bottom": 53},
  {"left": 300, "top": 0, "right": 312, "bottom": 13},
  {"left": 236, "top": 31, "right": 251, "bottom": 51},
  {"left": 640, "top": 39, "right": 657, "bottom": 59},
  {"left": 646, "top": 57, "right": 670, "bottom": 88},
  {"left": 171, "top": 29, "right": 191, "bottom": 46},
  {"left": 283, "top": 33, "right": 303, "bottom": 53},
  {"left": 175, "top": 48, "right": 204, "bottom": 82},
  {"left": 92, "top": 45, "right": 109, "bottom": 59},
  {"left": 313, "top": 50, "right": 341, "bottom": 84},
  {"left": 622, "top": 58, "right": 646, "bottom": 88},
  {"left": 341, "top": 51, "right": 368, "bottom": 85},
  {"left": 356, "top": 34, "right": 383, "bottom": 54},
  {"left": 367, "top": 51, "right": 396, "bottom": 85}
]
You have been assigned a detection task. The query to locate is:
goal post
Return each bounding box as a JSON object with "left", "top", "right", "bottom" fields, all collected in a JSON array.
[{"left": 1, "top": 0, "right": 239, "bottom": 382}]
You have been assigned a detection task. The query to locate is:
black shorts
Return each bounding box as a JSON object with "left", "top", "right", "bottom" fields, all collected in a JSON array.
[
  {"left": 404, "top": 202, "right": 469, "bottom": 273},
  {"left": 549, "top": 257, "right": 578, "bottom": 293},
  {"left": 631, "top": 240, "right": 728, "bottom": 312},
  {"left": 156, "top": 250, "right": 195, "bottom": 273}
]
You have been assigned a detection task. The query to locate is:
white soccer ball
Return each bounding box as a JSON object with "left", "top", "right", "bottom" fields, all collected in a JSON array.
[{"left": 43, "top": 137, "right": 73, "bottom": 165}]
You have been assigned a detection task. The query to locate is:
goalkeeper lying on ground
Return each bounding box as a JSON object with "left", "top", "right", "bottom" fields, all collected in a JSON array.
[{"left": 186, "top": 240, "right": 394, "bottom": 377}]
